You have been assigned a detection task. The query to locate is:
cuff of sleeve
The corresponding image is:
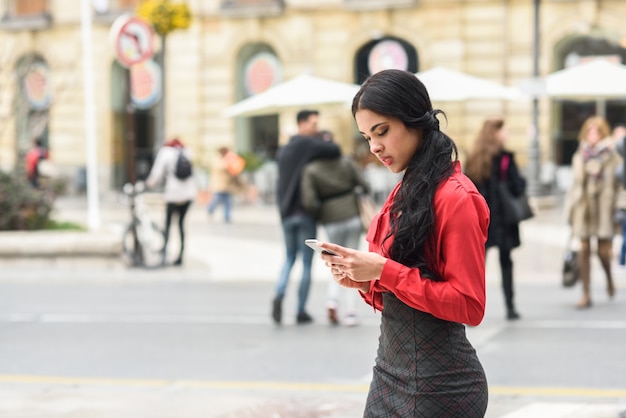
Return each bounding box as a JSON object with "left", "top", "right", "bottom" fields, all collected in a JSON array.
[{"left": 378, "top": 259, "right": 403, "bottom": 290}]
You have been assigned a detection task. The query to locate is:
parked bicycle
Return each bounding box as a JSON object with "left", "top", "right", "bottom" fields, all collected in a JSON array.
[{"left": 121, "top": 181, "right": 166, "bottom": 268}]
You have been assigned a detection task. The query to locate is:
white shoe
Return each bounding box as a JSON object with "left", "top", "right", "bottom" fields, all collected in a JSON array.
[{"left": 344, "top": 313, "right": 359, "bottom": 327}]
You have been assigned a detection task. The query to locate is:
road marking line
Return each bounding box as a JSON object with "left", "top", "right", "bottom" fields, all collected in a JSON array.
[
  {"left": 1, "top": 375, "right": 625, "bottom": 398},
  {"left": 3, "top": 314, "right": 626, "bottom": 330}
]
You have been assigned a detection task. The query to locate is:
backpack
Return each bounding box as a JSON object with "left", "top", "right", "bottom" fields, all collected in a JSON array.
[{"left": 174, "top": 149, "right": 193, "bottom": 180}]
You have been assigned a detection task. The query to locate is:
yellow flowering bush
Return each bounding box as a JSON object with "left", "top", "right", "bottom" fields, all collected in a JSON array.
[{"left": 136, "top": 0, "right": 191, "bottom": 36}]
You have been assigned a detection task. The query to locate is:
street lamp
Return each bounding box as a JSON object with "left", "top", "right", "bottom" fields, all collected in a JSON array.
[{"left": 527, "top": 0, "right": 542, "bottom": 196}]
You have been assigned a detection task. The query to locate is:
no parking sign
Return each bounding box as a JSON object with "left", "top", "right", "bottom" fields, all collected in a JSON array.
[{"left": 110, "top": 15, "right": 155, "bottom": 68}]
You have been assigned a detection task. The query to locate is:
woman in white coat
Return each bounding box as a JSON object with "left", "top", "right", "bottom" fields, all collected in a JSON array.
[{"left": 146, "top": 137, "right": 197, "bottom": 266}]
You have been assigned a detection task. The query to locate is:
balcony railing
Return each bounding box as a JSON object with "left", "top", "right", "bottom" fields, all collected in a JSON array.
[
  {"left": 344, "top": 0, "right": 418, "bottom": 10},
  {"left": 220, "top": 0, "right": 284, "bottom": 18},
  {"left": 0, "top": 0, "right": 51, "bottom": 30}
]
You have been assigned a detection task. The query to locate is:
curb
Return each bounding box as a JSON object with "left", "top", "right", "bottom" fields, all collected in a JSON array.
[{"left": 0, "top": 231, "right": 121, "bottom": 258}]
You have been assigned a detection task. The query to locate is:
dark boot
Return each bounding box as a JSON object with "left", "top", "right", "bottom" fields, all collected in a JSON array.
[
  {"left": 577, "top": 240, "right": 592, "bottom": 309},
  {"left": 500, "top": 248, "right": 519, "bottom": 320},
  {"left": 271, "top": 296, "right": 282, "bottom": 325},
  {"left": 598, "top": 239, "right": 615, "bottom": 298},
  {"left": 173, "top": 247, "right": 183, "bottom": 266}
]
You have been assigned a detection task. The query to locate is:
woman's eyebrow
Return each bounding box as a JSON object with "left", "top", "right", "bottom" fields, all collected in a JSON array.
[{"left": 359, "top": 122, "right": 386, "bottom": 135}]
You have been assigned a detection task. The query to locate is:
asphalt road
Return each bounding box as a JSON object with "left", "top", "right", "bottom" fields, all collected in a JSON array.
[{"left": 1, "top": 199, "right": 626, "bottom": 417}]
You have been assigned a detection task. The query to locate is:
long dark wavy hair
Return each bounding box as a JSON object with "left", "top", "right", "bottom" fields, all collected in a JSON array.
[{"left": 352, "top": 69, "right": 458, "bottom": 280}]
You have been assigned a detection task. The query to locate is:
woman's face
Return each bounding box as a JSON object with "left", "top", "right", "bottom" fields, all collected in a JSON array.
[
  {"left": 496, "top": 126, "right": 507, "bottom": 144},
  {"left": 355, "top": 109, "right": 421, "bottom": 173},
  {"left": 585, "top": 124, "right": 602, "bottom": 146}
]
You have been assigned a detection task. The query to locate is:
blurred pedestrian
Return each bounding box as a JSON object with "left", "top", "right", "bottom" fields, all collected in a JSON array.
[
  {"left": 207, "top": 146, "right": 245, "bottom": 223},
  {"left": 271, "top": 110, "right": 341, "bottom": 325},
  {"left": 315, "top": 69, "right": 489, "bottom": 417},
  {"left": 465, "top": 118, "right": 527, "bottom": 320},
  {"left": 300, "top": 130, "right": 371, "bottom": 326},
  {"left": 145, "top": 137, "right": 197, "bottom": 266},
  {"left": 612, "top": 123, "right": 626, "bottom": 265},
  {"left": 564, "top": 116, "right": 622, "bottom": 308},
  {"left": 25, "top": 137, "right": 49, "bottom": 189}
]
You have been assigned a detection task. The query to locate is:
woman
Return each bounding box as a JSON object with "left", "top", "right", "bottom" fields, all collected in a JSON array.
[
  {"left": 300, "top": 131, "right": 371, "bottom": 326},
  {"left": 146, "top": 137, "right": 197, "bottom": 266},
  {"left": 565, "top": 116, "right": 622, "bottom": 308},
  {"left": 315, "top": 69, "right": 490, "bottom": 417},
  {"left": 465, "top": 118, "right": 527, "bottom": 320}
]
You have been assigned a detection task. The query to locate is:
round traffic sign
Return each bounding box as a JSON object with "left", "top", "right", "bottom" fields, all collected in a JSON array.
[{"left": 111, "top": 15, "right": 155, "bottom": 68}]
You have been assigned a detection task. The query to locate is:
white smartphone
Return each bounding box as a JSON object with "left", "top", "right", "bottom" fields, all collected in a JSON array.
[{"left": 304, "top": 239, "right": 341, "bottom": 256}]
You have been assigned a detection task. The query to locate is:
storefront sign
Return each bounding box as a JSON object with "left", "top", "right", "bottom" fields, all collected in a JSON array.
[
  {"left": 368, "top": 39, "right": 409, "bottom": 75},
  {"left": 130, "top": 59, "right": 162, "bottom": 109},
  {"left": 22, "top": 62, "right": 52, "bottom": 110},
  {"left": 244, "top": 52, "right": 282, "bottom": 96}
]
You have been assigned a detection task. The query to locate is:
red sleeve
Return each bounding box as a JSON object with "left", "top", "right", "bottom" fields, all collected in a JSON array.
[{"left": 360, "top": 177, "right": 489, "bottom": 326}]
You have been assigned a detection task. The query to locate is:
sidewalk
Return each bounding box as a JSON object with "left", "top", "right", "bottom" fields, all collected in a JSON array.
[{"left": 0, "top": 191, "right": 592, "bottom": 285}]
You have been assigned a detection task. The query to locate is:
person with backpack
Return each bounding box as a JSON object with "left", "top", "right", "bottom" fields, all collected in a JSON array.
[
  {"left": 300, "top": 131, "right": 371, "bottom": 326},
  {"left": 145, "top": 137, "right": 197, "bottom": 266}
]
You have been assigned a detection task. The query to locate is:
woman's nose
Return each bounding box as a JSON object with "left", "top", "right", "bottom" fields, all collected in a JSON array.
[{"left": 370, "top": 141, "right": 382, "bottom": 154}]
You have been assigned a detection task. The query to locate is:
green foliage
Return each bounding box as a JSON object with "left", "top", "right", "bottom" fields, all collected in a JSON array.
[
  {"left": 0, "top": 170, "right": 55, "bottom": 231},
  {"left": 240, "top": 151, "right": 263, "bottom": 172},
  {"left": 44, "top": 220, "right": 85, "bottom": 231}
]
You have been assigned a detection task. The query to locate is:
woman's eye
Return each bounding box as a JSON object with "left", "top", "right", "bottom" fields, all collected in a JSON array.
[{"left": 377, "top": 128, "right": 388, "bottom": 137}]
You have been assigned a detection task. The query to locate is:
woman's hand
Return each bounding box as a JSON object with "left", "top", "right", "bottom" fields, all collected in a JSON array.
[{"left": 316, "top": 241, "right": 387, "bottom": 290}]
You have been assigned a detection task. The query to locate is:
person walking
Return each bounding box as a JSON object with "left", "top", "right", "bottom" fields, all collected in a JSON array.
[
  {"left": 564, "top": 116, "right": 622, "bottom": 308},
  {"left": 300, "top": 131, "right": 371, "bottom": 326},
  {"left": 611, "top": 123, "right": 626, "bottom": 265},
  {"left": 314, "top": 69, "right": 490, "bottom": 417},
  {"left": 465, "top": 118, "right": 527, "bottom": 320},
  {"left": 145, "top": 137, "right": 197, "bottom": 266},
  {"left": 271, "top": 110, "right": 341, "bottom": 325},
  {"left": 207, "top": 146, "right": 245, "bottom": 223}
]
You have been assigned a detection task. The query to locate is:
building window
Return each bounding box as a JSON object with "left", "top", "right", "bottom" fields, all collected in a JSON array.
[
  {"left": 344, "top": 0, "right": 417, "bottom": 11},
  {"left": 220, "top": 0, "right": 284, "bottom": 18},
  {"left": 0, "top": 0, "right": 51, "bottom": 30},
  {"left": 93, "top": 0, "right": 142, "bottom": 23}
]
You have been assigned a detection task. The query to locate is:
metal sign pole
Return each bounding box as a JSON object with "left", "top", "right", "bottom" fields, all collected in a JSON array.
[{"left": 80, "top": 0, "right": 101, "bottom": 230}]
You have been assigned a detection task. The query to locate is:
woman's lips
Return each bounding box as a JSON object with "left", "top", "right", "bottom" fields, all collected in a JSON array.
[{"left": 379, "top": 156, "right": 392, "bottom": 166}]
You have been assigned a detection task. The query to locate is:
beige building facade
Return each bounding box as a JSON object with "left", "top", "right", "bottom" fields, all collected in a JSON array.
[{"left": 1, "top": 0, "right": 626, "bottom": 194}]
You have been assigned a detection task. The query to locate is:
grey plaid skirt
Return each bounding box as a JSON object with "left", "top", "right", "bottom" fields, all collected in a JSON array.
[{"left": 364, "top": 293, "right": 488, "bottom": 417}]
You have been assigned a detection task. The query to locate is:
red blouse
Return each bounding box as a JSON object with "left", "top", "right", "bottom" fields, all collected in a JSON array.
[{"left": 362, "top": 163, "right": 490, "bottom": 326}]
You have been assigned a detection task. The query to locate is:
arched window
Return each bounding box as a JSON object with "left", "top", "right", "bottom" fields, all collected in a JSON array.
[
  {"left": 233, "top": 44, "right": 281, "bottom": 161},
  {"left": 15, "top": 54, "right": 51, "bottom": 168},
  {"left": 354, "top": 37, "right": 418, "bottom": 84}
]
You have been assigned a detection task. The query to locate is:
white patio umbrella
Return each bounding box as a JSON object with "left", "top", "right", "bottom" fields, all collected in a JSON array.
[
  {"left": 222, "top": 74, "right": 361, "bottom": 118},
  {"left": 415, "top": 67, "right": 521, "bottom": 101},
  {"left": 544, "top": 59, "right": 626, "bottom": 99}
]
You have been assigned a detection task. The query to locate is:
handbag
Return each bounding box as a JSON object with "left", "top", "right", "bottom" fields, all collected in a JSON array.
[
  {"left": 562, "top": 233, "right": 580, "bottom": 288},
  {"left": 497, "top": 182, "right": 534, "bottom": 224},
  {"left": 356, "top": 191, "right": 377, "bottom": 232},
  {"left": 497, "top": 154, "right": 534, "bottom": 224}
]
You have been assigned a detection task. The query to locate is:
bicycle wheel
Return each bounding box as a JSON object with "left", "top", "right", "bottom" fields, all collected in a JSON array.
[
  {"left": 122, "top": 222, "right": 145, "bottom": 267},
  {"left": 137, "top": 220, "right": 166, "bottom": 268}
]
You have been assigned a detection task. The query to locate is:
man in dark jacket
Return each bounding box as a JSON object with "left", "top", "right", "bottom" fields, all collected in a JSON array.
[{"left": 271, "top": 110, "right": 340, "bottom": 325}]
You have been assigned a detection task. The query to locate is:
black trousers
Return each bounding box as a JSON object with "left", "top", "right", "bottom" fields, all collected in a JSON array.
[
  {"left": 163, "top": 201, "right": 192, "bottom": 261},
  {"left": 497, "top": 246, "right": 514, "bottom": 311}
]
